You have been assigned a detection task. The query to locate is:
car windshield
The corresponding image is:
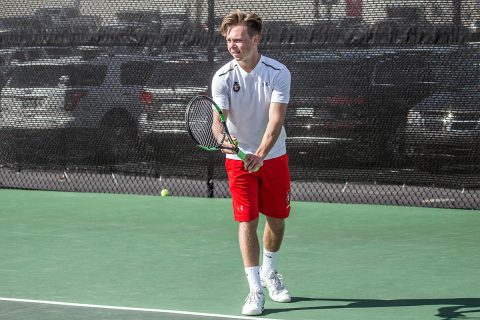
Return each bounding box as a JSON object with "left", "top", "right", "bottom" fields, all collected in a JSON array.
[
  {"left": 263, "top": 21, "right": 298, "bottom": 29},
  {"left": 146, "top": 63, "right": 209, "bottom": 87},
  {"left": 44, "top": 48, "right": 75, "bottom": 58},
  {"left": 442, "top": 61, "right": 480, "bottom": 90},
  {"left": 121, "top": 61, "right": 159, "bottom": 85},
  {"left": 116, "top": 11, "right": 162, "bottom": 23},
  {"left": 8, "top": 64, "right": 106, "bottom": 88},
  {"left": 35, "top": 8, "right": 78, "bottom": 18},
  {"left": 162, "top": 15, "right": 188, "bottom": 28},
  {"left": 291, "top": 59, "right": 371, "bottom": 88},
  {"left": 9, "top": 65, "right": 68, "bottom": 88}
]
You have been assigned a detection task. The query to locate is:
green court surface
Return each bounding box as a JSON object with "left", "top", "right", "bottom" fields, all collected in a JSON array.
[{"left": 0, "top": 189, "right": 479, "bottom": 320}]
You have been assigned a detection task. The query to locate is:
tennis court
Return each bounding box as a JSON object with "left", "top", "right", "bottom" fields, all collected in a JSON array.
[{"left": 0, "top": 189, "right": 478, "bottom": 320}]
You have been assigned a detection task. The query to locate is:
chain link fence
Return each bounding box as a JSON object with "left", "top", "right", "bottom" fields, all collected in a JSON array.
[{"left": 0, "top": 0, "right": 479, "bottom": 208}]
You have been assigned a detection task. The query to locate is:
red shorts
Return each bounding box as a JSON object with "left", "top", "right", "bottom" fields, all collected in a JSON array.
[{"left": 225, "top": 154, "right": 291, "bottom": 222}]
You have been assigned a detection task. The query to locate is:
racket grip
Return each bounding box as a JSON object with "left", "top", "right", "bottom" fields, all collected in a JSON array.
[{"left": 237, "top": 149, "right": 260, "bottom": 173}]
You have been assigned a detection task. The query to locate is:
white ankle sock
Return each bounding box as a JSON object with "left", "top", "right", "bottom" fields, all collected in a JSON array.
[
  {"left": 261, "top": 248, "right": 277, "bottom": 275},
  {"left": 245, "top": 266, "right": 262, "bottom": 293}
]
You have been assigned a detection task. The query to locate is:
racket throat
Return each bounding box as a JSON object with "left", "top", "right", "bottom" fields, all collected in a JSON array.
[{"left": 236, "top": 148, "right": 247, "bottom": 160}]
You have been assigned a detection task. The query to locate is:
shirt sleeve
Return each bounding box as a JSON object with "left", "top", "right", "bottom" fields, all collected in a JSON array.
[
  {"left": 211, "top": 71, "right": 230, "bottom": 110},
  {"left": 271, "top": 67, "right": 291, "bottom": 104}
]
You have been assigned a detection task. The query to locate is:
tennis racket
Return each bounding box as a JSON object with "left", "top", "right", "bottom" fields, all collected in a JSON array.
[{"left": 185, "top": 95, "right": 259, "bottom": 172}]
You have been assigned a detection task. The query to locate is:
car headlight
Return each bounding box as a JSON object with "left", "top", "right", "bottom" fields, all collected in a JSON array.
[{"left": 407, "top": 111, "right": 424, "bottom": 125}]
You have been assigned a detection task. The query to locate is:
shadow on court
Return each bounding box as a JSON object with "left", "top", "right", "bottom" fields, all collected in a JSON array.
[{"left": 263, "top": 297, "right": 480, "bottom": 320}]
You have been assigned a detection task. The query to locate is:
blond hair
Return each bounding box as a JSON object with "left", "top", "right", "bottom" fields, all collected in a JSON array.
[{"left": 220, "top": 9, "right": 262, "bottom": 37}]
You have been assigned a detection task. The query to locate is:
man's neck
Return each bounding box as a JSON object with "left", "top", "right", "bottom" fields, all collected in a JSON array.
[{"left": 238, "top": 52, "right": 261, "bottom": 73}]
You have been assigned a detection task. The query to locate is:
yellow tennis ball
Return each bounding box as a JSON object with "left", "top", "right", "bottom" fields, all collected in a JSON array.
[{"left": 161, "top": 189, "right": 170, "bottom": 197}]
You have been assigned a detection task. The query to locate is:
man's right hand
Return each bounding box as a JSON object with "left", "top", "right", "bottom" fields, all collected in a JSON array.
[{"left": 220, "top": 136, "right": 238, "bottom": 154}]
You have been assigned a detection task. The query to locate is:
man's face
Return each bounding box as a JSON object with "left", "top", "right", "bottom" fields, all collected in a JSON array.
[{"left": 226, "top": 23, "right": 259, "bottom": 62}]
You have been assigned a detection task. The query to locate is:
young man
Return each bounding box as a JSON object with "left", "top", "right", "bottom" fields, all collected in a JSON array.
[{"left": 211, "top": 10, "right": 292, "bottom": 316}]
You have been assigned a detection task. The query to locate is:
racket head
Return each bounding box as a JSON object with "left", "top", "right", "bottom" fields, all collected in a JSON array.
[{"left": 185, "top": 95, "right": 236, "bottom": 152}]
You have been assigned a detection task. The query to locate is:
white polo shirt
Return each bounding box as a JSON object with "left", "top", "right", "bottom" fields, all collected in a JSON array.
[{"left": 211, "top": 55, "right": 291, "bottom": 160}]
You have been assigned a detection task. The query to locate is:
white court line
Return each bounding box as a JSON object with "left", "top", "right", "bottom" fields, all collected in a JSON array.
[{"left": 0, "top": 297, "right": 284, "bottom": 320}]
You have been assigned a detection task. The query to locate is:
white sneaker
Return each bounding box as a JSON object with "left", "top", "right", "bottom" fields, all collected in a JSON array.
[
  {"left": 261, "top": 270, "right": 291, "bottom": 303},
  {"left": 242, "top": 291, "right": 265, "bottom": 316}
]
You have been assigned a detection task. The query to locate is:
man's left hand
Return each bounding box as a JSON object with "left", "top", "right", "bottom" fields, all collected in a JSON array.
[{"left": 244, "top": 153, "right": 264, "bottom": 173}]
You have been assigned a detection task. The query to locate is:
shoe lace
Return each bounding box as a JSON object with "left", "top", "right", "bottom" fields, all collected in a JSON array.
[{"left": 270, "top": 273, "right": 285, "bottom": 291}]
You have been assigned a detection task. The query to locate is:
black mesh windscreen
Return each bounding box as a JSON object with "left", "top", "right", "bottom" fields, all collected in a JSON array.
[{"left": 0, "top": 0, "right": 479, "bottom": 208}]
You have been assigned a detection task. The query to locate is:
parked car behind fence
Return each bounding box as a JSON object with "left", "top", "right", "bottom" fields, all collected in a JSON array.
[
  {"left": 402, "top": 53, "right": 480, "bottom": 172},
  {"left": 0, "top": 53, "right": 163, "bottom": 164},
  {"left": 285, "top": 47, "right": 444, "bottom": 166},
  {"left": 137, "top": 61, "right": 210, "bottom": 159}
]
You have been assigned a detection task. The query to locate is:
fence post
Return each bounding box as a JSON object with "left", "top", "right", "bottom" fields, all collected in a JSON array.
[{"left": 207, "top": 0, "right": 216, "bottom": 198}]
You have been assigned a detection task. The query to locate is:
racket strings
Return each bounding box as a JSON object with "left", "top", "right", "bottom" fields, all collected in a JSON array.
[{"left": 187, "top": 98, "right": 224, "bottom": 149}]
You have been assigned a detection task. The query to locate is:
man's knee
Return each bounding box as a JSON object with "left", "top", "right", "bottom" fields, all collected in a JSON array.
[
  {"left": 239, "top": 218, "right": 259, "bottom": 233},
  {"left": 265, "top": 216, "right": 285, "bottom": 232}
]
